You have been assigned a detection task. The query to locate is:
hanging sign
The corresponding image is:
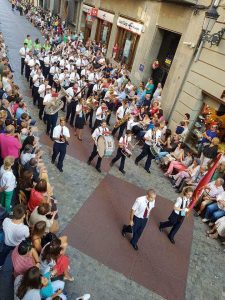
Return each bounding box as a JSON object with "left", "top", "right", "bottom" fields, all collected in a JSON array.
[
  {"left": 97, "top": 10, "right": 114, "bottom": 23},
  {"left": 117, "top": 17, "right": 143, "bottom": 35}
]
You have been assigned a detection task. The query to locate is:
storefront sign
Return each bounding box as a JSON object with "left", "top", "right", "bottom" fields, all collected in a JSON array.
[
  {"left": 97, "top": 10, "right": 114, "bottom": 23},
  {"left": 117, "top": 17, "right": 143, "bottom": 35},
  {"left": 139, "top": 64, "right": 144, "bottom": 72},
  {"left": 83, "top": 4, "right": 92, "bottom": 14},
  {"left": 123, "top": 39, "right": 132, "bottom": 58}
]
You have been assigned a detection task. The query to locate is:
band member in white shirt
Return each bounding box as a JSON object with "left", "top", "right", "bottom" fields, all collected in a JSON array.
[
  {"left": 74, "top": 99, "right": 86, "bottom": 141},
  {"left": 52, "top": 117, "right": 70, "bottom": 173},
  {"left": 87, "top": 120, "right": 109, "bottom": 173},
  {"left": 65, "top": 83, "right": 80, "bottom": 126},
  {"left": 43, "top": 53, "right": 51, "bottom": 78},
  {"left": 49, "top": 62, "right": 59, "bottom": 87},
  {"left": 122, "top": 189, "right": 156, "bottom": 250},
  {"left": 32, "top": 68, "right": 44, "bottom": 106},
  {"left": 38, "top": 80, "right": 51, "bottom": 121},
  {"left": 135, "top": 123, "right": 161, "bottom": 174},
  {"left": 24, "top": 50, "right": 32, "bottom": 82},
  {"left": 92, "top": 103, "right": 108, "bottom": 132},
  {"left": 110, "top": 130, "right": 132, "bottom": 174},
  {"left": 43, "top": 88, "right": 58, "bottom": 139},
  {"left": 112, "top": 100, "right": 129, "bottom": 140},
  {"left": 19, "top": 43, "right": 28, "bottom": 75},
  {"left": 159, "top": 187, "right": 193, "bottom": 244}
]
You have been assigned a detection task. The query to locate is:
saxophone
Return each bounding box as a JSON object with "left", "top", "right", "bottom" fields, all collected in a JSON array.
[{"left": 114, "top": 114, "right": 130, "bottom": 129}]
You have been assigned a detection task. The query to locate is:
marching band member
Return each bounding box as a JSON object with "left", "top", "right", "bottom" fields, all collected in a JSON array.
[
  {"left": 65, "top": 83, "right": 80, "bottom": 126},
  {"left": 86, "top": 66, "right": 96, "bottom": 98},
  {"left": 110, "top": 130, "right": 132, "bottom": 175},
  {"left": 135, "top": 122, "right": 162, "bottom": 174},
  {"left": 24, "top": 50, "right": 32, "bottom": 82},
  {"left": 92, "top": 102, "right": 108, "bottom": 132},
  {"left": 85, "top": 94, "right": 99, "bottom": 129},
  {"left": 49, "top": 61, "right": 59, "bottom": 87},
  {"left": 53, "top": 68, "right": 60, "bottom": 92},
  {"left": 75, "top": 54, "right": 85, "bottom": 77},
  {"left": 52, "top": 117, "right": 70, "bottom": 173},
  {"left": 87, "top": 120, "right": 110, "bottom": 173},
  {"left": 74, "top": 98, "right": 86, "bottom": 141},
  {"left": 112, "top": 100, "right": 129, "bottom": 140},
  {"left": 43, "top": 52, "right": 51, "bottom": 78},
  {"left": 32, "top": 68, "right": 44, "bottom": 106},
  {"left": 43, "top": 87, "right": 58, "bottom": 139},
  {"left": 19, "top": 42, "right": 29, "bottom": 75},
  {"left": 69, "top": 68, "right": 80, "bottom": 85},
  {"left": 28, "top": 54, "right": 40, "bottom": 89},
  {"left": 38, "top": 80, "right": 51, "bottom": 121}
]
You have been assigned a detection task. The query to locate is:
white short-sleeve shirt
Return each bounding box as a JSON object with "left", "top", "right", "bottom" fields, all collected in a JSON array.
[
  {"left": 53, "top": 125, "right": 70, "bottom": 143},
  {"left": 3, "top": 218, "right": 29, "bottom": 247},
  {"left": 132, "top": 196, "right": 155, "bottom": 219}
]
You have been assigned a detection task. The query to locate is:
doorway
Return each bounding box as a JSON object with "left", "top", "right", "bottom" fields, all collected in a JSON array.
[{"left": 152, "top": 29, "right": 181, "bottom": 87}]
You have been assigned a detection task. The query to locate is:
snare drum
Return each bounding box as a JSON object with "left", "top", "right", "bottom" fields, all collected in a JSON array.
[{"left": 97, "top": 135, "right": 115, "bottom": 158}]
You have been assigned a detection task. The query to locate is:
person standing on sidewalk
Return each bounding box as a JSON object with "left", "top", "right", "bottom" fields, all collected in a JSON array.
[
  {"left": 51, "top": 117, "right": 70, "bottom": 173},
  {"left": 122, "top": 189, "right": 156, "bottom": 250}
]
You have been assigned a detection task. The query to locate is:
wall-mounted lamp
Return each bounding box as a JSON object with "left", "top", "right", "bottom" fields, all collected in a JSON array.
[{"left": 194, "top": 5, "right": 225, "bottom": 61}]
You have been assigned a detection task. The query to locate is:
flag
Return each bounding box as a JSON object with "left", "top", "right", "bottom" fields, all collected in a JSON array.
[{"left": 188, "top": 153, "right": 223, "bottom": 212}]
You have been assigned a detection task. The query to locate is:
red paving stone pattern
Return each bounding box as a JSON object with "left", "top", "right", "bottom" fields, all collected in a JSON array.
[{"left": 62, "top": 174, "right": 194, "bottom": 300}]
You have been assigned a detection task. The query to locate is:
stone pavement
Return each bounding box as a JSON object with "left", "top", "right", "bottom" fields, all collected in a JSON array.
[{"left": 0, "top": 1, "right": 225, "bottom": 299}]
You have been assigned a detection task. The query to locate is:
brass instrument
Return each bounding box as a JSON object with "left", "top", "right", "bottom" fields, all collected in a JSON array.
[
  {"left": 85, "top": 96, "right": 99, "bottom": 111},
  {"left": 44, "top": 92, "right": 64, "bottom": 115},
  {"left": 114, "top": 114, "right": 130, "bottom": 129}
]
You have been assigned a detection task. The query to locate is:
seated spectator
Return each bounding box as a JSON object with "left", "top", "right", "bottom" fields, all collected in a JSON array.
[
  {"left": 28, "top": 179, "right": 49, "bottom": 212},
  {"left": 20, "top": 144, "right": 36, "bottom": 166},
  {"left": 0, "top": 155, "right": 16, "bottom": 213},
  {"left": 14, "top": 267, "right": 42, "bottom": 300},
  {"left": 29, "top": 203, "right": 59, "bottom": 233},
  {"left": 16, "top": 102, "right": 27, "bottom": 119},
  {"left": 161, "top": 142, "right": 186, "bottom": 167},
  {"left": 202, "top": 191, "right": 225, "bottom": 223},
  {"left": 40, "top": 238, "right": 73, "bottom": 282},
  {"left": 171, "top": 158, "right": 201, "bottom": 191},
  {"left": 206, "top": 215, "right": 225, "bottom": 239},
  {"left": 164, "top": 150, "right": 193, "bottom": 176},
  {"left": 175, "top": 121, "right": 185, "bottom": 135},
  {"left": 200, "top": 137, "right": 219, "bottom": 167},
  {"left": 12, "top": 238, "right": 39, "bottom": 277},
  {"left": 196, "top": 178, "right": 224, "bottom": 215},
  {"left": 0, "top": 124, "right": 22, "bottom": 161},
  {"left": 18, "top": 170, "right": 34, "bottom": 200},
  {"left": 198, "top": 124, "right": 218, "bottom": 155},
  {"left": 0, "top": 204, "right": 29, "bottom": 269},
  {"left": 185, "top": 165, "right": 207, "bottom": 188},
  {"left": 23, "top": 158, "right": 40, "bottom": 183}
]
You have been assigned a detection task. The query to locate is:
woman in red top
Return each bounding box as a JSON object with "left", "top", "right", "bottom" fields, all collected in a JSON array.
[{"left": 28, "top": 179, "right": 49, "bottom": 212}]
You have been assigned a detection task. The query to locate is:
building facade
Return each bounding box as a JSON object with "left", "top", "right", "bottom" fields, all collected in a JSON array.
[{"left": 42, "top": 0, "right": 225, "bottom": 147}]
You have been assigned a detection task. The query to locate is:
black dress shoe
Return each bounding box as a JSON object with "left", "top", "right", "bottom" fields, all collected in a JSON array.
[
  {"left": 119, "top": 169, "right": 126, "bottom": 175},
  {"left": 110, "top": 162, "right": 114, "bottom": 167},
  {"left": 57, "top": 167, "right": 63, "bottom": 173},
  {"left": 145, "top": 169, "right": 151, "bottom": 174},
  {"left": 134, "top": 160, "right": 138, "bottom": 166},
  {"left": 130, "top": 241, "right": 138, "bottom": 251},
  {"left": 96, "top": 167, "right": 101, "bottom": 173},
  {"left": 87, "top": 160, "right": 91, "bottom": 165},
  {"left": 121, "top": 230, "right": 126, "bottom": 237},
  {"left": 51, "top": 160, "right": 55, "bottom": 164},
  {"left": 168, "top": 236, "right": 175, "bottom": 244}
]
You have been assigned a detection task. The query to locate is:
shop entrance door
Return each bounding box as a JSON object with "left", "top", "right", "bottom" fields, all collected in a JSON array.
[{"left": 152, "top": 29, "right": 180, "bottom": 87}]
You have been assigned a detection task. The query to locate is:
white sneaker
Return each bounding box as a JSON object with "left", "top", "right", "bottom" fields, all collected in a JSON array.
[
  {"left": 76, "top": 294, "right": 91, "bottom": 300},
  {"left": 202, "top": 218, "right": 209, "bottom": 223}
]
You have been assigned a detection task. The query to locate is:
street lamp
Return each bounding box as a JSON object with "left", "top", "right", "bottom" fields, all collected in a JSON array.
[
  {"left": 201, "top": 5, "right": 225, "bottom": 46},
  {"left": 194, "top": 5, "right": 225, "bottom": 61}
]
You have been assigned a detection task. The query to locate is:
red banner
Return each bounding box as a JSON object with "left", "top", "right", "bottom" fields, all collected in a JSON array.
[{"left": 188, "top": 153, "right": 223, "bottom": 212}]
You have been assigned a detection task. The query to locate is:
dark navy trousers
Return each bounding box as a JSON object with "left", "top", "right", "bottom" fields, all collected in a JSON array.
[{"left": 130, "top": 215, "right": 148, "bottom": 246}]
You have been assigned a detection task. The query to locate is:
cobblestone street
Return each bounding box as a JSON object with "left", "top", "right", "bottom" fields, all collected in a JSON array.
[{"left": 0, "top": 1, "right": 225, "bottom": 299}]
